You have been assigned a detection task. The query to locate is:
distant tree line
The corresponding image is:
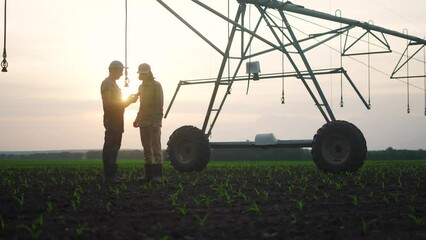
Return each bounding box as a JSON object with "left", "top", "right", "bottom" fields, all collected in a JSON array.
[
  {"left": 0, "top": 150, "right": 146, "bottom": 160},
  {"left": 0, "top": 151, "right": 85, "bottom": 160},
  {"left": 211, "top": 148, "right": 312, "bottom": 161},
  {"left": 367, "top": 147, "right": 426, "bottom": 160},
  {"left": 0, "top": 147, "right": 425, "bottom": 161}
]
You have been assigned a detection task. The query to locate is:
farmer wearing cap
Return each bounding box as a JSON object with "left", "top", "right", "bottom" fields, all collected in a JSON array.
[
  {"left": 133, "top": 63, "right": 164, "bottom": 183},
  {"left": 101, "top": 60, "right": 138, "bottom": 184}
]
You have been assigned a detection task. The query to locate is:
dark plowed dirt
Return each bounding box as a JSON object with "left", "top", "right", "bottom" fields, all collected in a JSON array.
[{"left": 1, "top": 163, "right": 425, "bottom": 239}]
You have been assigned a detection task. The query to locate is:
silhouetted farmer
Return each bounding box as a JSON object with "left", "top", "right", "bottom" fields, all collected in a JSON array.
[
  {"left": 101, "top": 60, "right": 138, "bottom": 184},
  {"left": 133, "top": 63, "right": 164, "bottom": 183}
]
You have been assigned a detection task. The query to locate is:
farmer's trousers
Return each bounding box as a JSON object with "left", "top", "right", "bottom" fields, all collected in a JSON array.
[
  {"left": 102, "top": 130, "right": 123, "bottom": 165},
  {"left": 139, "top": 124, "right": 162, "bottom": 164}
]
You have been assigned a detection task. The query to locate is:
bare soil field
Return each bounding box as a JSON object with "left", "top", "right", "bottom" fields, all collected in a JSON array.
[{"left": 0, "top": 161, "right": 425, "bottom": 239}]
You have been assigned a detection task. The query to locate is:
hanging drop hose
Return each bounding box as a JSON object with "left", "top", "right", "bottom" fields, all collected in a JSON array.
[
  {"left": 123, "top": 0, "right": 129, "bottom": 87},
  {"left": 246, "top": 5, "right": 252, "bottom": 96},
  {"left": 367, "top": 20, "right": 374, "bottom": 109},
  {"left": 336, "top": 9, "right": 343, "bottom": 107},
  {"left": 367, "top": 32, "right": 371, "bottom": 108},
  {"left": 424, "top": 38, "right": 426, "bottom": 116},
  {"left": 281, "top": 19, "right": 285, "bottom": 104},
  {"left": 227, "top": 0, "right": 231, "bottom": 94},
  {"left": 404, "top": 29, "right": 410, "bottom": 114},
  {"left": 1, "top": 0, "right": 7, "bottom": 72}
]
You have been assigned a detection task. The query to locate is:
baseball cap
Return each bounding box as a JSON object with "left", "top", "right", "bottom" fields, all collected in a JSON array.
[
  {"left": 108, "top": 60, "right": 124, "bottom": 69},
  {"left": 137, "top": 63, "right": 151, "bottom": 73}
]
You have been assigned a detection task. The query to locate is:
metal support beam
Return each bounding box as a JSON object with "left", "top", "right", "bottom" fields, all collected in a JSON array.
[
  {"left": 210, "top": 139, "right": 313, "bottom": 148},
  {"left": 277, "top": 9, "right": 335, "bottom": 121},
  {"left": 201, "top": 3, "right": 243, "bottom": 133},
  {"left": 239, "top": 0, "right": 426, "bottom": 45}
]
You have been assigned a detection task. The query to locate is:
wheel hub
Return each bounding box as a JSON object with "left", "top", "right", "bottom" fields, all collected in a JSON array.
[
  {"left": 322, "top": 134, "right": 350, "bottom": 164},
  {"left": 175, "top": 140, "right": 195, "bottom": 164}
]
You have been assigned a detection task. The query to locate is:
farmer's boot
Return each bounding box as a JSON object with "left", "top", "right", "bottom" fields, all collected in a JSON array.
[
  {"left": 152, "top": 164, "right": 163, "bottom": 184},
  {"left": 103, "top": 164, "right": 121, "bottom": 184},
  {"left": 112, "top": 164, "right": 124, "bottom": 181},
  {"left": 138, "top": 164, "right": 154, "bottom": 182}
]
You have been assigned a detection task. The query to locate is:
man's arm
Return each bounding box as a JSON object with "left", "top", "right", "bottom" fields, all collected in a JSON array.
[
  {"left": 133, "top": 86, "right": 143, "bottom": 128},
  {"left": 102, "top": 91, "right": 138, "bottom": 108}
]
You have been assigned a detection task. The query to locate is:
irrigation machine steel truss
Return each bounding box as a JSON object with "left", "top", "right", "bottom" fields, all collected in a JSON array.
[{"left": 157, "top": 0, "right": 426, "bottom": 173}]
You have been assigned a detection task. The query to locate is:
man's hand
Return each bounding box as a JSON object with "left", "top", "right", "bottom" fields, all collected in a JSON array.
[
  {"left": 128, "top": 94, "right": 138, "bottom": 103},
  {"left": 133, "top": 116, "right": 140, "bottom": 128},
  {"left": 123, "top": 94, "right": 138, "bottom": 108}
]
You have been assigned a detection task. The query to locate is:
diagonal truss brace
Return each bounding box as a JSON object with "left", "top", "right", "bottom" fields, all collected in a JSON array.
[
  {"left": 391, "top": 42, "right": 426, "bottom": 79},
  {"left": 343, "top": 30, "right": 392, "bottom": 56}
]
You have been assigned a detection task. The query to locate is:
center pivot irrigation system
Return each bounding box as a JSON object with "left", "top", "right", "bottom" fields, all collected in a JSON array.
[{"left": 157, "top": 0, "right": 426, "bottom": 173}]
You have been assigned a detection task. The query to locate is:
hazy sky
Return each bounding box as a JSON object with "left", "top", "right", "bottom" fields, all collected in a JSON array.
[{"left": 0, "top": 0, "right": 425, "bottom": 152}]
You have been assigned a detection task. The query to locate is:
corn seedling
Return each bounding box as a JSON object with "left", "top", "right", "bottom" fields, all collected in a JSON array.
[
  {"left": 334, "top": 182, "right": 344, "bottom": 191},
  {"left": 12, "top": 187, "right": 20, "bottom": 196},
  {"left": 109, "top": 186, "right": 121, "bottom": 197},
  {"left": 397, "top": 176, "right": 402, "bottom": 188},
  {"left": 192, "top": 197, "right": 201, "bottom": 207},
  {"left": 291, "top": 199, "right": 304, "bottom": 211},
  {"left": 12, "top": 193, "right": 24, "bottom": 209},
  {"left": 361, "top": 218, "right": 369, "bottom": 232},
  {"left": 382, "top": 195, "right": 390, "bottom": 205},
  {"left": 262, "top": 191, "right": 269, "bottom": 201},
  {"left": 143, "top": 181, "right": 152, "bottom": 190},
  {"left": 177, "top": 183, "right": 184, "bottom": 194},
  {"left": 236, "top": 188, "right": 248, "bottom": 202},
  {"left": 407, "top": 205, "right": 416, "bottom": 214},
  {"left": 0, "top": 215, "right": 4, "bottom": 230},
  {"left": 199, "top": 194, "right": 215, "bottom": 209},
  {"left": 170, "top": 193, "right": 179, "bottom": 206},
  {"left": 106, "top": 201, "right": 113, "bottom": 212},
  {"left": 75, "top": 221, "right": 88, "bottom": 236},
  {"left": 389, "top": 192, "right": 400, "bottom": 204},
  {"left": 407, "top": 214, "right": 423, "bottom": 226},
  {"left": 18, "top": 214, "right": 43, "bottom": 239},
  {"left": 309, "top": 193, "right": 318, "bottom": 200},
  {"left": 247, "top": 201, "right": 261, "bottom": 214},
  {"left": 409, "top": 194, "right": 417, "bottom": 203},
  {"left": 175, "top": 203, "right": 188, "bottom": 216},
  {"left": 349, "top": 195, "right": 359, "bottom": 207},
  {"left": 195, "top": 212, "right": 210, "bottom": 227},
  {"left": 190, "top": 178, "right": 199, "bottom": 187},
  {"left": 46, "top": 201, "right": 53, "bottom": 214},
  {"left": 71, "top": 199, "right": 80, "bottom": 212},
  {"left": 222, "top": 190, "right": 232, "bottom": 205},
  {"left": 20, "top": 177, "right": 29, "bottom": 188},
  {"left": 287, "top": 185, "right": 293, "bottom": 194}
]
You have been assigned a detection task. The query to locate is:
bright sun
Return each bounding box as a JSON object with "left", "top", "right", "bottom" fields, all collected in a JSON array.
[{"left": 120, "top": 81, "right": 140, "bottom": 101}]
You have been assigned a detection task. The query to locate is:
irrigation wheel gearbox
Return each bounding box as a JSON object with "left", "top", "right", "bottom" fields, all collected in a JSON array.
[
  {"left": 167, "top": 125, "right": 211, "bottom": 172},
  {"left": 312, "top": 120, "right": 367, "bottom": 172}
]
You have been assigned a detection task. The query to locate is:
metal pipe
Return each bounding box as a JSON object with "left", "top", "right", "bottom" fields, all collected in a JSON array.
[
  {"left": 239, "top": 0, "right": 426, "bottom": 44},
  {"left": 164, "top": 82, "right": 182, "bottom": 118},
  {"left": 201, "top": 3, "right": 243, "bottom": 133},
  {"left": 342, "top": 69, "right": 371, "bottom": 109},
  {"left": 278, "top": 10, "right": 335, "bottom": 121}
]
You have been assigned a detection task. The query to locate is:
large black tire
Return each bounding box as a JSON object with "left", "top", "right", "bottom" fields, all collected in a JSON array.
[
  {"left": 167, "top": 125, "right": 211, "bottom": 172},
  {"left": 311, "top": 120, "right": 366, "bottom": 173}
]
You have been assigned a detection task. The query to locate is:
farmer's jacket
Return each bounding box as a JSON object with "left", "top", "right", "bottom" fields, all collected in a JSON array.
[
  {"left": 101, "top": 77, "right": 124, "bottom": 132},
  {"left": 137, "top": 78, "right": 164, "bottom": 127}
]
